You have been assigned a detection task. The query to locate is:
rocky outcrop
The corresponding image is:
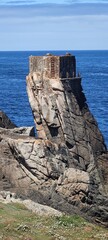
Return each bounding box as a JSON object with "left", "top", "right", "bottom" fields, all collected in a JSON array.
[
  {"left": 0, "top": 54, "right": 108, "bottom": 225},
  {"left": 0, "top": 111, "right": 16, "bottom": 129},
  {"left": 0, "top": 191, "right": 62, "bottom": 217}
]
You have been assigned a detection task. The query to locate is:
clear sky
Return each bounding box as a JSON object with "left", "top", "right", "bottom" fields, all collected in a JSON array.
[{"left": 0, "top": 0, "right": 108, "bottom": 50}]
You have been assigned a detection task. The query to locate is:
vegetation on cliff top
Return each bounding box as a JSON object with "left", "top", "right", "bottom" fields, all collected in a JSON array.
[{"left": 0, "top": 202, "right": 108, "bottom": 240}]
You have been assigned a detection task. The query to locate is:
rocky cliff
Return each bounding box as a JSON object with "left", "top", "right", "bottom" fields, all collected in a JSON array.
[{"left": 0, "top": 53, "right": 108, "bottom": 225}]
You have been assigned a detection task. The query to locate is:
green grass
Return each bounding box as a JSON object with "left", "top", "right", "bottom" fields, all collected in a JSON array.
[{"left": 0, "top": 202, "right": 108, "bottom": 240}]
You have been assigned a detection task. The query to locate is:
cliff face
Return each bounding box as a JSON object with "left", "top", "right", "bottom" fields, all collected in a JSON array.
[
  {"left": 27, "top": 55, "right": 106, "bottom": 155},
  {"left": 0, "top": 54, "right": 108, "bottom": 224}
]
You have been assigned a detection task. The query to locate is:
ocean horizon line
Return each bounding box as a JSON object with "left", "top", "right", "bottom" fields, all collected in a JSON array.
[{"left": 0, "top": 49, "right": 108, "bottom": 52}]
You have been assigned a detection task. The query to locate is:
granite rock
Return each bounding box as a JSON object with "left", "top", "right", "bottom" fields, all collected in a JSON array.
[
  {"left": 0, "top": 111, "right": 16, "bottom": 129},
  {"left": 0, "top": 54, "right": 108, "bottom": 225}
]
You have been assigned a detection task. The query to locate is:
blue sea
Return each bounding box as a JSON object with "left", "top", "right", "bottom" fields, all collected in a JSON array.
[{"left": 0, "top": 50, "right": 108, "bottom": 147}]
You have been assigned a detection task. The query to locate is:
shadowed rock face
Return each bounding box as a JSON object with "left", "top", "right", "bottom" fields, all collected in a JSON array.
[
  {"left": 0, "top": 111, "right": 16, "bottom": 129},
  {"left": 0, "top": 54, "right": 108, "bottom": 225}
]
